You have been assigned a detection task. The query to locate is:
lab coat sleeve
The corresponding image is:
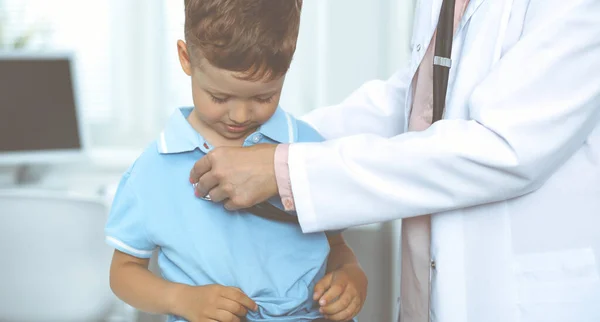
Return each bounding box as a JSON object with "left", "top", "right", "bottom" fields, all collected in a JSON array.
[
  {"left": 300, "top": 67, "right": 411, "bottom": 140},
  {"left": 290, "top": 0, "right": 600, "bottom": 233}
]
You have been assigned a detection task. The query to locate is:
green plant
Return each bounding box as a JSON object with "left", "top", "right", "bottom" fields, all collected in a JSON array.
[{"left": 0, "top": 3, "right": 43, "bottom": 50}]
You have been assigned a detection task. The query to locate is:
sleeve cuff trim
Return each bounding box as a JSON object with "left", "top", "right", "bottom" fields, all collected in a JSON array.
[{"left": 106, "top": 236, "right": 154, "bottom": 257}]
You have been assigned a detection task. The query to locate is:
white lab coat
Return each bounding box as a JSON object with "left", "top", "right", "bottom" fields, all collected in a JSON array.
[{"left": 290, "top": 0, "right": 600, "bottom": 321}]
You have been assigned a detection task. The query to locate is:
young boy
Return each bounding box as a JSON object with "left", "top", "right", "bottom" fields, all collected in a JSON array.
[{"left": 105, "top": 1, "right": 367, "bottom": 321}]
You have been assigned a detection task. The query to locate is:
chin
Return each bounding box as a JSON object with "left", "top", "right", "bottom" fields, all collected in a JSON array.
[{"left": 219, "top": 130, "right": 249, "bottom": 141}]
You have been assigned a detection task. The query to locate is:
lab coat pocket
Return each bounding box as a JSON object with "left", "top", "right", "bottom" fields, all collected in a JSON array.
[{"left": 513, "top": 248, "right": 600, "bottom": 322}]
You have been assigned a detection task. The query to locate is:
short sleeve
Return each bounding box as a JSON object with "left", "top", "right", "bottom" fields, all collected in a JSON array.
[{"left": 105, "top": 172, "right": 155, "bottom": 258}]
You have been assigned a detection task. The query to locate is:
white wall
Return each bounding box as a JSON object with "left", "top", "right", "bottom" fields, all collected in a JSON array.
[{"left": 280, "top": 0, "right": 415, "bottom": 117}]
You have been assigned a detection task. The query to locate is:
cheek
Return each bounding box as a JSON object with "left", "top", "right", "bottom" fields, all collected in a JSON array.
[
  {"left": 191, "top": 90, "right": 227, "bottom": 123},
  {"left": 254, "top": 103, "right": 279, "bottom": 123},
  {"left": 253, "top": 93, "right": 282, "bottom": 123}
]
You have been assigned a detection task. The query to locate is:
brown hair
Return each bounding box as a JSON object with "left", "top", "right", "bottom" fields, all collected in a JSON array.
[{"left": 184, "top": 0, "right": 303, "bottom": 81}]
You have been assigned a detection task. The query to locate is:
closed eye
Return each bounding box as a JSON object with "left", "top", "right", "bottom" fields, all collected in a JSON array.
[
  {"left": 210, "top": 95, "right": 230, "bottom": 104},
  {"left": 254, "top": 96, "right": 274, "bottom": 104}
]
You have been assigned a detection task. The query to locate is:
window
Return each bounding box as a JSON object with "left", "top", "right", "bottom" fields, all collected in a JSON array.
[
  {"left": 0, "top": 0, "right": 177, "bottom": 149},
  {"left": 1, "top": 1, "right": 112, "bottom": 125}
]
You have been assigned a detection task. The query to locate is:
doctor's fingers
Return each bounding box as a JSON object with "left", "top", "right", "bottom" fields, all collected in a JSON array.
[
  {"left": 223, "top": 198, "right": 245, "bottom": 211},
  {"left": 189, "top": 153, "right": 214, "bottom": 185},
  {"left": 194, "top": 172, "right": 220, "bottom": 198},
  {"left": 206, "top": 186, "right": 229, "bottom": 203}
]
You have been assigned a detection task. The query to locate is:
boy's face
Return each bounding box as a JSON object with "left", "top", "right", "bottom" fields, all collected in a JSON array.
[{"left": 177, "top": 40, "right": 284, "bottom": 142}]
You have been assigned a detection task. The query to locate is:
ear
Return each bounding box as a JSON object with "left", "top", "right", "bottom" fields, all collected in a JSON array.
[{"left": 177, "top": 40, "right": 193, "bottom": 76}]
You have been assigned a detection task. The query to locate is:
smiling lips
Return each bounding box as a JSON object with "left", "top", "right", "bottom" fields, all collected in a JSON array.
[{"left": 224, "top": 123, "right": 250, "bottom": 133}]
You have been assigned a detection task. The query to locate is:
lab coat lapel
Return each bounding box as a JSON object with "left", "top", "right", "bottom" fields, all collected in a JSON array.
[
  {"left": 430, "top": 0, "right": 489, "bottom": 37},
  {"left": 444, "top": 0, "right": 515, "bottom": 120},
  {"left": 405, "top": 0, "right": 491, "bottom": 130},
  {"left": 456, "top": 0, "right": 488, "bottom": 35}
]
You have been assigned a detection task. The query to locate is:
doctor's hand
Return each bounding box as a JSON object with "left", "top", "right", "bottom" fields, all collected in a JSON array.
[
  {"left": 313, "top": 264, "right": 367, "bottom": 321},
  {"left": 189, "top": 144, "right": 279, "bottom": 210}
]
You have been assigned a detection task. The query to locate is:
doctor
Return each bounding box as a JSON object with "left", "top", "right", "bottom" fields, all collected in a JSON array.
[{"left": 189, "top": 0, "right": 600, "bottom": 321}]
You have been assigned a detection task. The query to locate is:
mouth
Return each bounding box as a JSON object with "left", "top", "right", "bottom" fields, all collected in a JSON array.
[{"left": 224, "top": 123, "right": 251, "bottom": 133}]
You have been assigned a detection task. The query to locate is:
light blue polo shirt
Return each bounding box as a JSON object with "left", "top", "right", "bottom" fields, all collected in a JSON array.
[{"left": 105, "top": 107, "right": 332, "bottom": 322}]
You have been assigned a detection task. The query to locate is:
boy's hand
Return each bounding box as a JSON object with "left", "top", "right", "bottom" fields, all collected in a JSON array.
[
  {"left": 313, "top": 264, "right": 367, "bottom": 321},
  {"left": 171, "top": 284, "right": 258, "bottom": 322}
]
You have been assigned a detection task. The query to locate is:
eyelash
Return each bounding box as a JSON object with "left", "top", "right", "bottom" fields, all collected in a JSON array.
[
  {"left": 209, "top": 95, "right": 274, "bottom": 104},
  {"left": 210, "top": 95, "right": 229, "bottom": 104},
  {"left": 254, "top": 96, "right": 274, "bottom": 104}
]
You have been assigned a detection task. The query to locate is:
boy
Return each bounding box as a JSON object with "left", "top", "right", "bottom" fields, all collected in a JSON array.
[{"left": 105, "top": 1, "right": 367, "bottom": 321}]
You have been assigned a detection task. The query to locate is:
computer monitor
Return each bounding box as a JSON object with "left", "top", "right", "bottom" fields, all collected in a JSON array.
[{"left": 0, "top": 52, "right": 87, "bottom": 166}]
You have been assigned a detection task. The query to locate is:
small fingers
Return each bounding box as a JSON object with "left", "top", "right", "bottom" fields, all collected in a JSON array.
[
  {"left": 217, "top": 298, "right": 248, "bottom": 317},
  {"left": 320, "top": 291, "right": 355, "bottom": 315},
  {"left": 213, "top": 309, "right": 241, "bottom": 322},
  {"left": 319, "top": 283, "right": 346, "bottom": 306},
  {"left": 221, "top": 287, "right": 258, "bottom": 311},
  {"left": 325, "top": 296, "right": 361, "bottom": 321},
  {"left": 313, "top": 272, "right": 334, "bottom": 301}
]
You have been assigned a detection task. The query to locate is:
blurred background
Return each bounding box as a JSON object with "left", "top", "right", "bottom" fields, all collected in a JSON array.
[{"left": 0, "top": 0, "right": 415, "bottom": 321}]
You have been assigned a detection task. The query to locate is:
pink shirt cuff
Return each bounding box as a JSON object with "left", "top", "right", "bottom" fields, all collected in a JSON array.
[{"left": 274, "top": 144, "right": 296, "bottom": 211}]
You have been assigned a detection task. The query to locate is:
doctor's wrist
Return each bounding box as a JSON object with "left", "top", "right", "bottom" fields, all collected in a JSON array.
[{"left": 274, "top": 144, "right": 296, "bottom": 211}]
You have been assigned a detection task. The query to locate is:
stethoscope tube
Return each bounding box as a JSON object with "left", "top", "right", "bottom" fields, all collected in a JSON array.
[
  {"left": 247, "top": 202, "right": 300, "bottom": 224},
  {"left": 433, "top": 0, "right": 455, "bottom": 123},
  {"left": 196, "top": 184, "right": 299, "bottom": 223}
]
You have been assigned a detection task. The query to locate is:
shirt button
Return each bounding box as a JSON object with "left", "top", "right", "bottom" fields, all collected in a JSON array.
[
  {"left": 283, "top": 198, "right": 294, "bottom": 210},
  {"left": 431, "top": 260, "right": 436, "bottom": 269},
  {"left": 253, "top": 135, "right": 261, "bottom": 143},
  {"left": 416, "top": 44, "right": 422, "bottom": 52}
]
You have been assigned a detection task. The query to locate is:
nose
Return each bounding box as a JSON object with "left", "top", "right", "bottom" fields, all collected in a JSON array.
[{"left": 228, "top": 102, "right": 251, "bottom": 125}]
